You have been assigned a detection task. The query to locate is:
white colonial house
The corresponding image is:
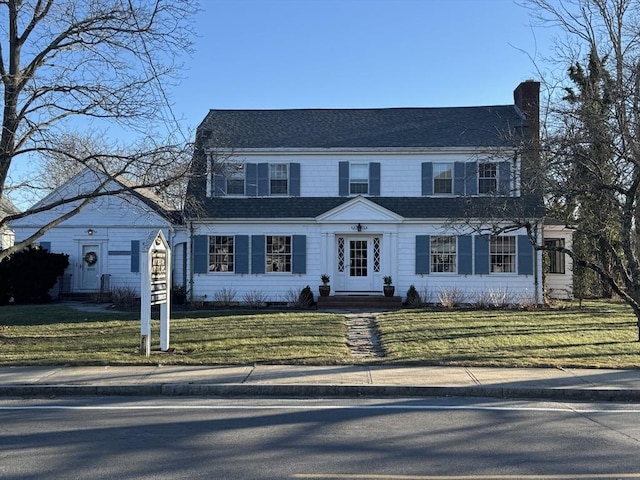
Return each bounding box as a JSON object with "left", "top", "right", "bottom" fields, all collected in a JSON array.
[
  {"left": 10, "top": 169, "right": 184, "bottom": 297},
  {"left": 10, "top": 80, "right": 573, "bottom": 303},
  {"left": 184, "top": 80, "right": 573, "bottom": 305}
]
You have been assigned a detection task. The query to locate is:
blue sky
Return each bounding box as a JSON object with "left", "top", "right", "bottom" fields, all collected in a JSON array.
[
  {"left": 171, "top": 0, "right": 552, "bottom": 131},
  {"left": 8, "top": 0, "right": 557, "bottom": 208}
]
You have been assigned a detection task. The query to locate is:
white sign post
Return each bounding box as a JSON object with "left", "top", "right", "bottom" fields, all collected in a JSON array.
[{"left": 140, "top": 230, "right": 171, "bottom": 356}]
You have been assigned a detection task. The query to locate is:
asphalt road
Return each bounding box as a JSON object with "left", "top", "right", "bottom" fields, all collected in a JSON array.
[{"left": 2, "top": 397, "right": 640, "bottom": 479}]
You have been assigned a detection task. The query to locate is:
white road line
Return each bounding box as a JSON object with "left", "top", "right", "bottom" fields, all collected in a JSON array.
[{"left": 0, "top": 403, "right": 639, "bottom": 413}]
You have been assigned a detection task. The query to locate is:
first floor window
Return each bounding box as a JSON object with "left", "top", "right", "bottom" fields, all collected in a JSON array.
[
  {"left": 266, "top": 235, "right": 291, "bottom": 272},
  {"left": 430, "top": 236, "right": 456, "bottom": 272},
  {"left": 544, "top": 238, "right": 566, "bottom": 274},
  {"left": 490, "top": 236, "right": 516, "bottom": 273},
  {"left": 433, "top": 163, "right": 453, "bottom": 194},
  {"left": 350, "top": 163, "right": 369, "bottom": 194},
  {"left": 209, "top": 236, "right": 234, "bottom": 272},
  {"left": 270, "top": 164, "right": 288, "bottom": 195},
  {"left": 479, "top": 163, "right": 497, "bottom": 194}
]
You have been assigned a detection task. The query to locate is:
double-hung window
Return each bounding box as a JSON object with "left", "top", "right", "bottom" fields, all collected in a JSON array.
[
  {"left": 266, "top": 235, "right": 291, "bottom": 272},
  {"left": 349, "top": 163, "right": 369, "bottom": 194},
  {"left": 433, "top": 163, "right": 453, "bottom": 194},
  {"left": 270, "top": 164, "right": 288, "bottom": 195},
  {"left": 479, "top": 163, "right": 497, "bottom": 194},
  {"left": 226, "top": 168, "right": 245, "bottom": 195},
  {"left": 209, "top": 236, "right": 234, "bottom": 272},
  {"left": 430, "top": 236, "right": 456, "bottom": 272},
  {"left": 490, "top": 236, "right": 516, "bottom": 273},
  {"left": 544, "top": 239, "right": 565, "bottom": 274}
]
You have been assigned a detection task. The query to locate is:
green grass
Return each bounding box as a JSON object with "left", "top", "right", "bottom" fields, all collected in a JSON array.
[
  {"left": 1, "top": 301, "right": 640, "bottom": 368},
  {"left": 376, "top": 300, "right": 640, "bottom": 368},
  {"left": 0, "top": 305, "right": 350, "bottom": 365}
]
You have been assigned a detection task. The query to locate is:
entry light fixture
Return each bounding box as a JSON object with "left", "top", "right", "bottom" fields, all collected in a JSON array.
[
  {"left": 352, "top": 223, "right": 367, "bottom": 232},
  {"left": 87, "top": 229, "right": 95, "bottom": 235}
]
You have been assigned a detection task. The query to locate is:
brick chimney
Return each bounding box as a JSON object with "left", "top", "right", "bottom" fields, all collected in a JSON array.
[{"left": 514, "top": 80, "right": 540, "bottom": 145}]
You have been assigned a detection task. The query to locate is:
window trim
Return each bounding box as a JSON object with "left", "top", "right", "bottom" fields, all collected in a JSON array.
[
  {"left": 266, "top": 235, "right": 292, "bottom": 273},
  {"left": 430, "top": 235, "right": 457, "bottom": 273},
  {"left": 269, "top": 163, "right": 289, "bottom": 196},
  {"left": 208, "top": 235, "right": 235, "bottom": 272},
  {"left": 544, "top": 238, "right": 566, "bottom": 274},
  {"left": 478, "top": 162, "right": 498, "bottom": 195},
  {"left": 349, "top": 163, "right": 369, "bottom": 195},
  {"left": 490, "top": 236, "right": 516, "bottom": 273},
  {"left": 433, "top": 163, "right": 453, "bottom": 195}
]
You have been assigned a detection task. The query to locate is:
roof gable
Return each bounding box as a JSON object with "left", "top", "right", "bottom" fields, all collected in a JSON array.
[{"left": 317, "top": 196, "right": 404, "bottom": 223}]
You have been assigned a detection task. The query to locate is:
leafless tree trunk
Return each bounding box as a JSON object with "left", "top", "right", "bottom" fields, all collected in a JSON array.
[{"left": 0, "top": 0, "right": 196, "bottom": 260}]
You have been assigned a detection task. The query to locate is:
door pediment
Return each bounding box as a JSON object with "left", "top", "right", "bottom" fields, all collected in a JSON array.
[{"left": 316, "top": 196, "right": 404, "bottom": 223}]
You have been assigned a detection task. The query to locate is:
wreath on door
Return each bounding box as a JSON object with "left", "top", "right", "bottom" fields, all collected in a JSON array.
[{"left": 84, "top": 251, "right": 98, "bottom": 265}]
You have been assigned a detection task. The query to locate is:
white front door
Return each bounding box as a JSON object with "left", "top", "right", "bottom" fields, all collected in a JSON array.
[
  {"left": 338, "top": 236, "right": 381, "bottom": 293},
  {"left": 80, "top": 244, "right": 100, "bottom": 291}
]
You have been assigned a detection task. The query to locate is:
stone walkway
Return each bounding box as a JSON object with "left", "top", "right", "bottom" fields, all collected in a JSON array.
[{"left": 345, "top": 312, "right": 385, "bottom": 358}]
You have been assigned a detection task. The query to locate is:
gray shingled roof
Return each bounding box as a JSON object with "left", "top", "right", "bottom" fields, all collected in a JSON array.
[
  {"left": 190, "top": 196, "right": 544, "bottom": 220},
  {"left": 0, "top": 196, "right": 19, "bottom": 217},
  {"left": 197, "top": 106, "right": 528, "bottom": 149}
]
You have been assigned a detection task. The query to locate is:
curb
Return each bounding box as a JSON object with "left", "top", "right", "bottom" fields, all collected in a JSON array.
[{"left": 2, "top": 384, "right": 640, "bottom": 402}]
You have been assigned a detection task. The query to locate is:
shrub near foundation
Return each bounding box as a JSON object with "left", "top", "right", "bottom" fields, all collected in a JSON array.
[{"left": 0, "top": 246, "right": 69, "bottom": 304}]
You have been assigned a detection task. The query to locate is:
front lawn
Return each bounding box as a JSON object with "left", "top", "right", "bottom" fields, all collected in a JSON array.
[
  {"left": 376, "top": 300, "right": 640, "bottom": 368},
  {"left": 1, "top": 301, "right": 639, "bottom": 368},
  {"left": 0, "top": 305, "right": 350, "bottom": 365}
]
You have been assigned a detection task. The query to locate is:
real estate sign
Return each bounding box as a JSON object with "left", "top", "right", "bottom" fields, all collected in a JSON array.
[{"left": 140, "top": 230, "right": 171, "bottom": 356}]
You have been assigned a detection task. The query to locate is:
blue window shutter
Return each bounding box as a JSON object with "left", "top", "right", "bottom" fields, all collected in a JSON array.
[
  {"left": 369, "top": 162, "right": 381, "bottom": 196},
  {"left": 415, "top": 235, "right": 430, "bottom": 274},
  {"left": 292, "top": 235, "right": 306, "bottom": 274},
  {"left": 518, "top": 235, "right": 534, "bottom": 275},
  {"left": 130, "top": 240, "right": 140, "bottom": 273},
  {"left": 289, "top": 163, "right": 300, "bottom": 196},
  {"left": 475, "top": 236, "right": 489, "bottom": 275},
  {"left": 39, "top": 241, "right": 51, "bottom": 252},
  {"left": 258, "top": 163, "right": 269, "bottom": 196},
  {"left": 251, "top": 235, "right": 265, "bottom": 274},
  {"left": 422, "top": 163, "right": 433, "bottom": 196},
  {"left": 246, "top": 163, "right": 257, "bottom": 196},
  {"left": 235, "top": 235, "right": 249, "bottom": 274},
  {"left": 499, "top": 161, "right": 512, "bottom": 195},
  {"left": 193, "top": 235, "right": 209, "bottom": 274},
  {"left": 339, "top": 161, "right": 349, "bottom": 196},
  {"left": 214, "top": 174, "right": 226, "bottom": 196},
  {"left": 458, "top": 236, "right": 473, "bottom": 275},
  {"left": 465, "top": 162, "right": 478, "bottom": 195},
  {"left": 454, "top": 162, "right": 465, "bottom": 195}
]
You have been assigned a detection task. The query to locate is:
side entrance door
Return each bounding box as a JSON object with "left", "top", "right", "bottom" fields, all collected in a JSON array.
[{"left": 80, "top": 244, "right": 100, "bottom": 291}]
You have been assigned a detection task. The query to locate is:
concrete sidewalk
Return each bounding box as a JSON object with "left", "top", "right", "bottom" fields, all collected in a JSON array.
[{"left": 2, "top": 364, "right": 640, "bottom": 401}]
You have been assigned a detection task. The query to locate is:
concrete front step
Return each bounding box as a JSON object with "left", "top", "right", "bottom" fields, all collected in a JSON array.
[{"left": 318, "top": 295, "right": 402, "bottom": 310}]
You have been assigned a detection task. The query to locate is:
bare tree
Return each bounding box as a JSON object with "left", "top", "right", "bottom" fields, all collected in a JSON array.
[
  {"left": 521, "top": 0, "right": 640, "bottom": 338},
  {"left": 0, "top": 0, "right": 196, "bottom": 260}
]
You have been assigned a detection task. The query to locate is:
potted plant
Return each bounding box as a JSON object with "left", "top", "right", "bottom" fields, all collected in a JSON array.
[
  {"left": 383, "top": 275, "right": 395, "bottom": 297},
  {"left": 319, "top": 274, "right": 331, "bottom": 297}
]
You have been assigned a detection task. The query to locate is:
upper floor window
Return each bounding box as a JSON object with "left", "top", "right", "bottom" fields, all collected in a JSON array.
[
  {"left": 433, "top": 163, "right": 453, "bottom": 194},
  {"left": 266, "top": 235, "right": 291, "bottom": 272},
  {"left": 544, "top": 238, "right": 566, "bottom": 274},
  {"left": 479, "top": 163, "right": 497, "bottom": 194},
  {"left": 349, "top": 163, "right": 369, "bottom": 194},
  {"left": 431, "top": 236, "right": 456, "bottom": 272},
  {"left": 226, "top": 168, "right": 245, "bottom": 196},
  {"left": 490, "top": 236, "right": 516, "bottom": 273},
  {"left": 209, "top": 236, "right": 234, "bottom": 272},
  {"left": 270, "top": 164, "right": 288, "bottom": 195}
]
